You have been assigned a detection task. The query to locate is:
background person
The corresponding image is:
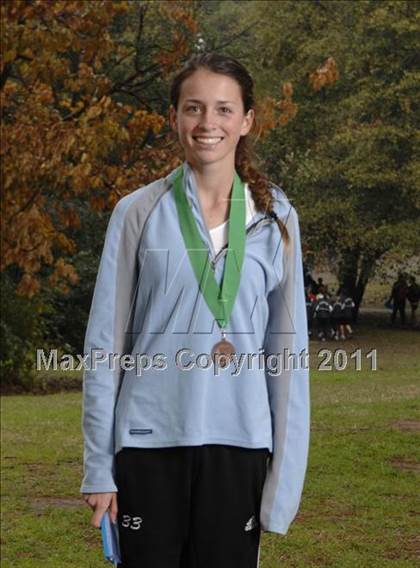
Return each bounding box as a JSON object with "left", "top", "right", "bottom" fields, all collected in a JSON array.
[
  {"left": 314, "top": 293, "right": 332, "bottom": 341},
  {"left": 338, "top": 291, "right": 355, "bottom": 340},
  {"left": 388, "top": 272, "right": 408, "bottom": 326},
  {"left": 330, "top": 295, "right": 344, "bottom": 341},
  {"left": 407, "top": 275, "right": 420, "bottom": 328}
]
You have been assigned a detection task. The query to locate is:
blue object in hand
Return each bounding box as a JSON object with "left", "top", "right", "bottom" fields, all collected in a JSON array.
[{"left": 100, "top": 511, "right": 121, "bottom": 566}]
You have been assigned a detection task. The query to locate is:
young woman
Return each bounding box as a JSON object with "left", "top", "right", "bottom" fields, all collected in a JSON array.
[{"left": 81, "top": 52, "right": 310, "bottom": 568}]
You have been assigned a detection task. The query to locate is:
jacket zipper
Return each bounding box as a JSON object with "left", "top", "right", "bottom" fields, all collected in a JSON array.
[
  {"left": 180, "top": 174, "right": 274, "bottom": 267},
  {"left": 210, "top": 216, "right": 274, "bottom": 269}
]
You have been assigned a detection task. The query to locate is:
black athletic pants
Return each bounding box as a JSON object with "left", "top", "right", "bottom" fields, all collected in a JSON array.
[
  {"left": 115, "top": 444, "right": 270, "bottom": 568},
  {"left": 391, "top": 301, "right": 406, "bottom": 325}
]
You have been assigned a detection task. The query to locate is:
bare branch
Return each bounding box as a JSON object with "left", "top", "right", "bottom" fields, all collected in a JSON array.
[
  {"left": 134, "top": 2, "right": 148, "bottom": 73},
  {"left": 7, "top": 188, "right": 43, "bottom": 221},
  {"left": 1, "top": 62, "right": 13, "bottom": 90},
  {"left": 209, "top": 21, "right": 259, "bottom": 52}
]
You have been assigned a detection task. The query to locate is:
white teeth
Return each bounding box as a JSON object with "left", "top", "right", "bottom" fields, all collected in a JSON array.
[{"left": 194, "top": 137, "right": 223, "bottom": 144}]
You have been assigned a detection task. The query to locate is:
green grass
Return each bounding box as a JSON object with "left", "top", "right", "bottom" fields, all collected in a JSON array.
[{"left": 1, "top": 314, "right": 419, "bottom": 567}]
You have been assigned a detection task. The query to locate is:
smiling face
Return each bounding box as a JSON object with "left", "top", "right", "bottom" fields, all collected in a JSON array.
[{"left": 169, "top": 68, "right": 254, "bottom": 170}]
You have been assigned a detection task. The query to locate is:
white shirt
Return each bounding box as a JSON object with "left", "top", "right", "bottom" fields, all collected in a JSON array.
[{"left": 209, "top": 183, "right": 257, "bottom": 255}]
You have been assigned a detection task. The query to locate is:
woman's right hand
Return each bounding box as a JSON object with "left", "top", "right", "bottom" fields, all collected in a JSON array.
[{"left": 82, "top": 492, "right": 118, "bottom": 528}]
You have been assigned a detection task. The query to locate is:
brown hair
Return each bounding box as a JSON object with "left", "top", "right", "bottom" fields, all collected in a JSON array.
[{"left": 169, "top": 52, "right": 289, "bottom": 246}]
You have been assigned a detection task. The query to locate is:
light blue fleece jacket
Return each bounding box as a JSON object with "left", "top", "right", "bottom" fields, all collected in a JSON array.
[{"left": 80, "top": 161, "right": 310, "bottom": 535}]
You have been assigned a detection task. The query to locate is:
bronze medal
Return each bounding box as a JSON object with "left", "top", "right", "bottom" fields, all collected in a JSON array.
[{"left": 211, "top": 335, "right": 236, "bottom": 368}]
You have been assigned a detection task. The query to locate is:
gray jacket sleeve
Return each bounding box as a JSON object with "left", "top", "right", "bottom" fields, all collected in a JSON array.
[
  {"left": 80, "top": 196, "right": 139, "bottom": 494},
  {"left": 260, "top": 204, "right": 311, "bottom": 534}
]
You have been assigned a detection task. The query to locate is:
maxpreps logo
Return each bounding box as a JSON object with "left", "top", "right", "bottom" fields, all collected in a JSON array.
[
  {"left": 35, "top": 348, "right": 167, "bottom": 374},
  {"left": 123, "top": 244, "right": 296, "bottom": 338},
  {"left": 35, "top": 346, "right": 309, "bottom": 377}
]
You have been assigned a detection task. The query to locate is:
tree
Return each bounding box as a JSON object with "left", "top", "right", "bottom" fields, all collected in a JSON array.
[
  {"left": 1, "top": 0, "right": 197, "bottom": 297},
  {"left": 238, "top": 0, "right": 420, "bottom": 315},
  {"left": 1, "top": 0, "right": 204, "bottom": 387}
]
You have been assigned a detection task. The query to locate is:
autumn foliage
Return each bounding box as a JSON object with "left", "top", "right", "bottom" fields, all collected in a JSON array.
[
  {"left": 1, "top": 0, "right": 196, "bottom": 297},
  {"left": 1, "top": 0, "right": 329, "bottom": 301},
  {"left": 309, "top": 56, "right": 339, "bottom": 91}
]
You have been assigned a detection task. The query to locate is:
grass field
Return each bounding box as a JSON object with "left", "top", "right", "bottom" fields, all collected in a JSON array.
[{"left": 1, "top": 313, "right": 419, "bottom": 567}]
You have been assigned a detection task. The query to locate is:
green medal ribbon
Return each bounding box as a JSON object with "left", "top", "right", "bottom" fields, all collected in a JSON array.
[{"left": 173, "top": 165, "right": 246, "bottom": 330}]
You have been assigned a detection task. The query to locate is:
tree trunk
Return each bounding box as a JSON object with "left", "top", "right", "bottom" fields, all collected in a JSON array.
[
  {"left": 337, "top": 247, "right": 382, "bottom": 323},
  {"left": 337, "top": 247, "right": 359, "bottom": 295}
]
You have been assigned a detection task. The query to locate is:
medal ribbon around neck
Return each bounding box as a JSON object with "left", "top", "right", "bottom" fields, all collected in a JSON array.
[{"left": 172, "top": 165, "right": 246, "bottom": 330}]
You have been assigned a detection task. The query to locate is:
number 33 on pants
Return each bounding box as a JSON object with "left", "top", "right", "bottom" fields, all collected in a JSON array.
[{"left": 121, "top": 514, "right": 143, "bottom": 531}]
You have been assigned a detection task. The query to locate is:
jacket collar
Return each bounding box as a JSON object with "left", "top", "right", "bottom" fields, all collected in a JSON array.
[
  {"left": 167, "top": 160, "right": 216, "bottom": 257},
  {"left": 167, "top": 160, "right": 270, "bottom": 257}
]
